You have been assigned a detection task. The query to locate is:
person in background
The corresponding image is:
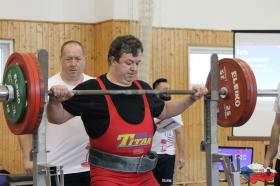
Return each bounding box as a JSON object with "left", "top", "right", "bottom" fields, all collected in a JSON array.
[
  {"left": 18, "top": 40, "right": 93, "bottom": 186},
  {"left": 151, "top": 78, "right": 185, "bottom": 186},
  {"left": 47, "top": 35, "right": 208, "bottom": 186},
  {"left": 264, "top": 82, "right": 280, "bottom": 186}
]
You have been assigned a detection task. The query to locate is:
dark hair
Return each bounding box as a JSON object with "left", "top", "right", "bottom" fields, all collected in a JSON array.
[
  {"left": 60, "top": 40, "right": 85, "bottom": 57},
  {"left": 152, "top": 78, "right": 168, "bottom": 89},
  {"left": 107, "top": 35, "right": 143, "bottom": 64}
]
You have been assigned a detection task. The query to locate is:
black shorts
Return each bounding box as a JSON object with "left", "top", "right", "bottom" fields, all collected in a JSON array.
[
  {"left": 51, "top": 170, "right": 90, "bottom": 186},
  {"left": 152, "top": 154, "right": 175, "bottom": 185}
]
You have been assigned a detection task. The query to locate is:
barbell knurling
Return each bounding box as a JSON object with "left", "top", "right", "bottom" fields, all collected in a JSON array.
[{"left": 48, "top": 89, "right": 197, "bottom": 96}]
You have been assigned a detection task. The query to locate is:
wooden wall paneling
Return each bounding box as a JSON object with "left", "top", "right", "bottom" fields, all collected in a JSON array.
[
  {"left": 35, "top": 23, "right": 43, "bottom": 50},
  {"left": 112, "top": 20, "right": 130, "bottom": 37},
  {"left": 80, "top": 24, "right": 95, "bottom": 77},
  {"left": 0, "top": 21, "right": 8, "bottom": 39},
  {"left": 19, "top": 22, "right": 26, "bottom": 51},
  {"left": 42, "top": 23, "right": 49, "bottom": 50},
  {"left": 25, "top": 22, "right": 35, "bottom": 52},
  {"left": 166, "top": 29, "right": 173, "bottom": 83},
  {"left": 29, "top": 22, "right": 37, "bottom": 51},
  {"left": 184, "top": 111, "right": 192, "bottom": 180},
  {"left": 157, "top": 28, "right": 166, "bottom": 78},
  {"left": 92, "top": 22, "right": 103, "bottom": 76},
  {"left": 186, "top": 109, "right": 195, "bottom": 180},
  {"left": 169, "top": 29, "right": 175, "bottom": 82},
  {"left": 152, "top": 27, "right": 160, "bottom": 78},
  {"left": 66, "top": 24, "right": 81, "bottom": 41},
  {"left": 92, "top": 22, "right": 110, "bottom": 77},
  {"left": 161, "top": 28, "right": 169, "bottom": 76},
  {"left": 41, "top": 22, "right": 51, "bottom": 71},
  {"left": 175, "top": 29, "right": 187, "bottom": 89},
  {"left": 46, "top": 23, "right": 56, "bottom": 76},
  {"left": 73, "top": 24, "right": 82, "bottom": 41},
  {"left": 151, "top": 28, "right": 160, "bottom": 80},
  {"left": 23, "top": 22, "right": 30, "bottom": 51},
  {"left": 11, "top": 21, "right": 20, "bottom": 51},
  {"left": 64, "top": 23, "right": 71, "bottom": 40},
  {"left": 151, "top": 29, "right": 157, "bottom": 80},
  {"left": 7, "top": 21, "right": 15, "bottom": 39},
  {"left": 52, "top": 23, "right": 65, "bottom": 75}
]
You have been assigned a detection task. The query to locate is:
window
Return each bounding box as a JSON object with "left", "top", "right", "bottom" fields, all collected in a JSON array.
[
  {"left": 0, "top": 39, "right": 13, "bottom": 82},
  {"left": 188, "top": 46, "right": 233, "bottom": 86}
]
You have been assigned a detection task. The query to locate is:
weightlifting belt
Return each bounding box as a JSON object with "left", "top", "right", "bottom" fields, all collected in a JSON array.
[{"left": 89, "top": 149, "right": 158, "bottom": 173}]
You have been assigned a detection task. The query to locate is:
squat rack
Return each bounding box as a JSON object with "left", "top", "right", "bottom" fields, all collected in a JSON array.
[{"left": 203, "top": 54, "right": 241, "bottom": 186}]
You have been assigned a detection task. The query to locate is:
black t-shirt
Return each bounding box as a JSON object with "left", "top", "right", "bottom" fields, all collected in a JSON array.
[{"left": 62, "top": 74, "right": 165, "bottom": 138}]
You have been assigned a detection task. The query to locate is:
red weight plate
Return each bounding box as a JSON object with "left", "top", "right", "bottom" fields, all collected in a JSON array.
[
  {"left": 243, "top": 64, "right": 257, "bottom": 124},
  {"left": 3, "top": 52, "right": 44, "bottom": 135},
  {"left": 229, "top": 59, "right": 254, "bottom": 126},
  {"left": 234, "top": 59, "right": 257, "bottom": 126},
  {"left": 206, "top": 58, "right": 253, "bottom": 127},
  {"left": 18, "top": 53, "right": 44, "bottom": 134},
  {"left": 3, "top": 53, "right": 30, "bottom": 134},
  {"left": 22, "top": 53, "right": 44, "bottom": 133}
]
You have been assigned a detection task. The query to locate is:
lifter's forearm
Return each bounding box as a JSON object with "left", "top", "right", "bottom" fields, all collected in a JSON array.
[
  {"left": 159, "top": 95, "right": 196, "bottom": 120},
  {"left": 158, "top": 85, "right": 207, "bottom": 120},
  {"left": 47, "top": 100, "right": 73, "bottom": 124}
]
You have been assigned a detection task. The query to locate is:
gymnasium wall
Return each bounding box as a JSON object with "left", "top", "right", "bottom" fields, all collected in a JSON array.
[
  {"left": 0, "top": 19, "right": 268, "bottom": 186},
  {"left": 1, "top": 0, "right": 280, "bottom": 30}
]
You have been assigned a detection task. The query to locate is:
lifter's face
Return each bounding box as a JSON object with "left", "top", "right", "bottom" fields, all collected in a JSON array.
[
  {"left": 112, "top": 52, "right": 142, "bottom": 86},
  {"left": 60, "top": 43, "right": 85, "bottom": 80},
  {"left": 156, "top": 82, "right": 170, "bottom": 90}
]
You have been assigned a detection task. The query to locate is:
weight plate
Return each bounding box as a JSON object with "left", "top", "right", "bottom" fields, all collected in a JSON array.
[
  {"left": 3, "top": 52, "right": 44, "bottom": 135},
  {"left": 2, "top": 64, "right": 27, "bottom": 124},
  {"left": 235, "top": 59, "right": 257, "bottom": 126},
  {"left": 206, "top": 58, "right": 257, "bottom": 127},
  {"left": 22, "top": 53, "right": 44, "bottom": 134}
]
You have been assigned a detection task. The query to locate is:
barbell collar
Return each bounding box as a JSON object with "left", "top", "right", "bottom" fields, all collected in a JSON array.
[{"left": 0, "top": 85, "right": 14, "bottom": 102}]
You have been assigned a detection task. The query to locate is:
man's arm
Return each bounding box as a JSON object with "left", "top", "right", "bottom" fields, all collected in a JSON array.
[
  {"left": 18, "top": 135, "right": 33, "bottom": 175},
  {"left": 264, "top": 113, "right": 280, "bottom": 167},
  {"left": 158, "top": 86, "right": 207, "bottom": 120},
  {"left": 47, "top": 85, "right": 74, "bottom": 124},
  {"left": 174, "top": 127, "right": 185, "bottom": 169},
  {"left": 158, "top": 95, "right": 199, "bottom": 120}
]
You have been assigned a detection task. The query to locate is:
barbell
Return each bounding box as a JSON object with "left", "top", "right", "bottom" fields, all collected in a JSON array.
[{"left": 0, "top": 52, "right": 278, "bottom": 135}]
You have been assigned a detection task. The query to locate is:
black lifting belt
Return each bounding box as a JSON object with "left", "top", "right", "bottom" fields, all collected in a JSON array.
[{"left": 89, "top": 148, "right": 158, "bottom": 173}]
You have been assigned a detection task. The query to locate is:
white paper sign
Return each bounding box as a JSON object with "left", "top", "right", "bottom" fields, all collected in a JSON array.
[{"left": 154, "top": 115, "right": 183, "bottom": 133}]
